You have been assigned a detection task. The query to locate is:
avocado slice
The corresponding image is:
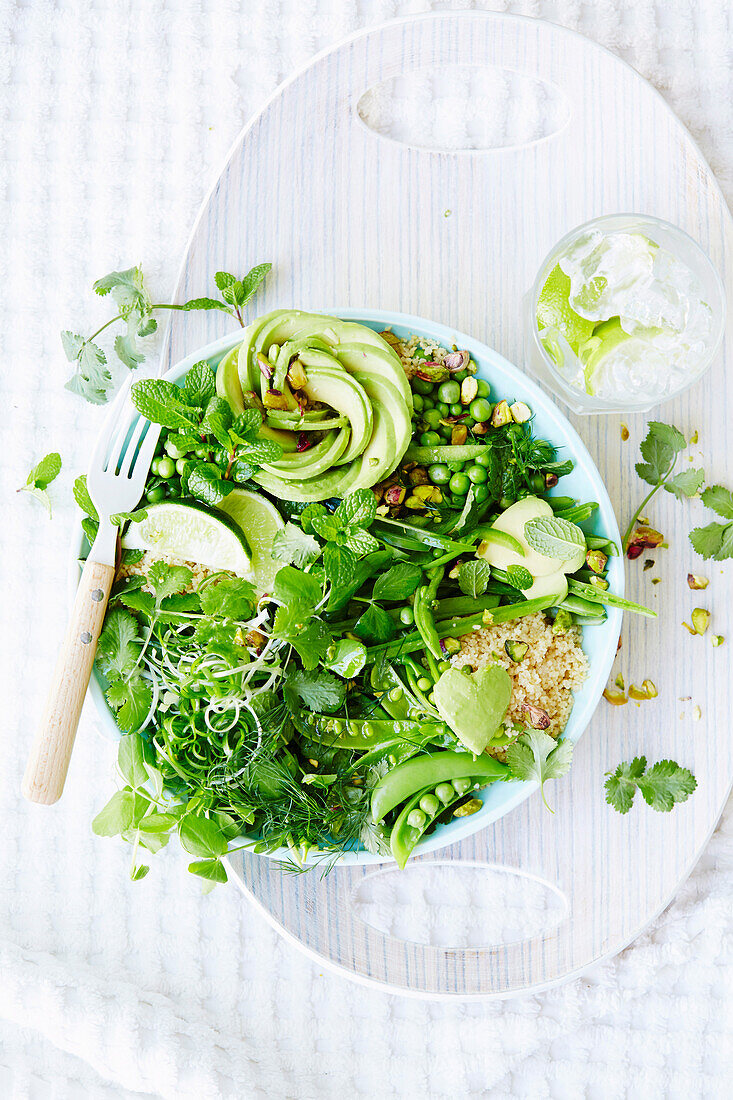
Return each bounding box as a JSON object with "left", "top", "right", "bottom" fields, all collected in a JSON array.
[
  {"left": 335, "top": 342, "right": 412, "bottom": 407},
  {"left": 253, "top": 452, "right": 362, "bottom": 502},
  {"left": 216, "top": 342, "right": 298, "bottom": 452},
  {"left": 261, "top": 428, "right": 350, "bottom": 481},
  {"left": 432, "top": 665, "right": 513, "bottom": 755},
  {"left": 350, "top": 370, "right": 411, "bottom": 473},
  {"left": 296, "top": 357, "right": 373, "bottom": 465}
]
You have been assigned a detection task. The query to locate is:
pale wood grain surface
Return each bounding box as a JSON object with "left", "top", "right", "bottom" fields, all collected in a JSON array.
[
  {"left": 24, "top": 559, "right": 115, "bottom": 805},
  {"left": 162, "top": 12, "right": 733, "bottom": 994}
]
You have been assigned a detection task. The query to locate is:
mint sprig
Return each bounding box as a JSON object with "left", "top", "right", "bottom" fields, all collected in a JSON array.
[{"left": 18, "top": 452, "right": 62, "bottom": 515}]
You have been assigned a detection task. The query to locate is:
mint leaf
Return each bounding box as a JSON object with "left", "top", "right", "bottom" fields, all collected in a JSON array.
[
  {"left": 19, "top": 452, "right": 62, "bottom": 514},
  {"left": 311, "top": 514, "right": 343, "bottom": 542},
  {"left": 458, "top": 559, "right": 492, "bottom": 598},
  {"left": 523, "top": 516, "right": 585, "bottom": 561},
  {"left": 505, "top": 732, "right": 573, "bottom": 812},
  {"left": 131, "top": 379, "right": 200, "bottom": 429},
  {"left": 664, "top": 467, "right": 705, "bottom": 501},
  {"left": 183, "top": 361, "right": 217, "bottom": 406},
  {"left": 701, "top": 484, "right": 733, "bottom": 520},
  {"left": 271, "top": 522, "right": 321, "bottom": 567},
  {"left": 335, "top": 489, "right": 377, "bottom": 528},
  {"left": 201, "top": 396, "right": 233, "bottom": 447},
  {"left": 181, "top": 297, "right": 233, "bottom": 314},
  {"left": 343, "top": 525, "right": 380, "bottom": 556},
  {"left": 323, "top": 543, "right": 356, "bottom": 592},
  {"left": 285, "top": 667, "right": 346, "bottom": 713},
  {"left": 73, "top": 474, "right": 98, "bottom": 520},
  {"left": 214, "top": 271, "right": 236, "bottom": 295},
  {"left": 353, "top": 604, "right": 395, "bottom": 644},
  {"left": 237, "top": 262, "right": 272, "bottom": 306},
  {"left": 372, "top": 564, "right": 423, "bottom": 601},
  {"left": 506, "top": 564, "right": 533, "bottom": 591},
  {"left": 187, "top": 463, "right": 228, "bottom": 505},
  {"left": 301, "top": 503, "right": 328, "bottom": 534}
]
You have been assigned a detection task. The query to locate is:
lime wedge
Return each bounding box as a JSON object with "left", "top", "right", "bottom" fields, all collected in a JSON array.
[
  {"left": 579, "top": 317, "right": 635, "bottom": 395},
  {"left": 122, "top": 501, "right": 251, "bottom": 575},
  {"left": 537, "top": 264, "right": 595, "bottom": 352},
  {"left": 217, "top": 488, "right": 284, "bottom": 593}
]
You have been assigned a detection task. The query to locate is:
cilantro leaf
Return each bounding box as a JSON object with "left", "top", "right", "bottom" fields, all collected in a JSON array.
[
  {"left": 65, "top": 339, "right": 111, "bottom": 404},
  {"left": 603, "top": 756, "right": 647, "bottom": 814},
  {"left": 146, "top": 561, "right": 193, "bottom": 603},
  {"left": 199, "top": 576, "right": 255, "bottom": 619},
  {"left": 271, "top": 522, "right": 321, "bottom": 568},
  {"left": 61, "top": 330, "right": 85, "bottom": 361},
  {"left": 96, "top": 608, "right": 141, "bottom": 678},
  {"left": 285, "top": 667, "right": 346, "bottom": 713},
  {"left": 689, "top": 521, "right": 730, "bottom": 560},
  {"left": 335, "top": 489, "right": 377, "bottom": 528},
  {"left": 107, "top": 673, "right": 153, "bottom": 732},
  {"left": 130, "top": 379, "right": 201, "bottom": 430},
  {"left": 114, "top": 332, "right": 144, "bottom": 370},
  {"left": 700, "top": 484, "right": 733, "bottom": 520},
  {"left": 93, "top": 266, "right": 151, "bottom": 321},
  {"left": 273, "top": 608, "right": 332, "bottom": 669},
  {"left": 664, "top": 467, "right": 705, "bottom": 501},
  {"left": 458, "top": 559, "right": 492, "bottom": 598},
  {"left": 353, "top": 604, "right": 396, "bottom": 644},
  {"left": 635, "top": 421, "right": 687, "bottom": 486},
  {"left": 605, "top": 756, "right": 696, "bottom": 813},
  {"left": 505, "top": 732, "right": 573, "bottom": 812},
  {"left": 372, "top": 563, "right": 423, "bottom": 601}
]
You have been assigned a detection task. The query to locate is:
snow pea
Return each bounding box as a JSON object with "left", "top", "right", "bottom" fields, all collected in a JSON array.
[
  {"left": 413, "top": 565, "right": 445, "bottom": 660},
  {"left": 389, "top": 776, "right": 488, "bottom": 868},
  {"left": 371, "top": 749, "right": 507, "bottom": 823},
  {"left": 301, "top": 713, "right": 449, "bottom": 750}
]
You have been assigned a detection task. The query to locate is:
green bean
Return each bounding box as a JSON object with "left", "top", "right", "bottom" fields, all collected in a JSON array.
[
  {"left": 557, "top": 594, "right": 608, "bottom": 617},
  {"left": 567, "top": 578, "right": 656, "bottom": 617},
  {"left": 371, "top": 750, "right": 507, "bottom": 823},
  {"left": 301, "top": 713, "right": 447, "bottom": 749},
  {"left": 373, "top": 518, "right": 474, "bottom": 554},
  {"left": 413, "top": 565, "right": 445, "bottom": 660},
  {"left": 435, "top": 593, "right": 501, "bottom": 619}
]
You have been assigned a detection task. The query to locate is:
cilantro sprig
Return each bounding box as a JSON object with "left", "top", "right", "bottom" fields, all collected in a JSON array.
[
  {"left": 690, "top": 485, "right": 733, "bottom": 561},
  {"left": 18, "top": 452, "right": 61, "bottom": 515},
  {"left": 63, "top": 262, "right": 271, "bottom": 404},
  {"left": 505, "top": 731, "right": 574, "bottom": 812},
  {"left": 604, "top": 756, "right": 696, "bottom": 814},
  {"left": 623, "top": 422, "right": 704, "bottom": 550}
]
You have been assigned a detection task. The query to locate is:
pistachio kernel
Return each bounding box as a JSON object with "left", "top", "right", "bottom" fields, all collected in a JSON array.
[
  {"left": 691, "top": 608, "right": 711, "bottom": 636},
  {"left": 603, "top": 687, "right": 628, "bottom": 705},
  {"left": 687, "top": 574, "right": 709, "bottom": 590},
  {"left": 712, "top": 634, "right": 725, "bottom": 647}
]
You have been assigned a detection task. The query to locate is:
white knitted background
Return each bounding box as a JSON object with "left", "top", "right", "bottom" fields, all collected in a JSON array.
[{"left": 2, "top": 2, "right": 732, "bottom": 1097}]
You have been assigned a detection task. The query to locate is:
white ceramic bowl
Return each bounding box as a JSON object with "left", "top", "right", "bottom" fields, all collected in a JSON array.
[{"left": 70, "top": 308, "right": 623, "bottom": 864}]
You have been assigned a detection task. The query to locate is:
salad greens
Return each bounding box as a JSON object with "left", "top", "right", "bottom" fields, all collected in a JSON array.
[
  {"left": 63, "top": 262, "right": 271, "bottom": 404},
  {"left": 18, "top": 452, "right": 61, "bottom": 515}
]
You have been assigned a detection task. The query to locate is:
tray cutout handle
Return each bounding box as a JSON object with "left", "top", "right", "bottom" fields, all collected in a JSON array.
[
  {"left": 356, "top": 64, "right": 570, "bottom": 154},
  {"left": 351, "top": 861, "right": 568, "bottom": 950}
]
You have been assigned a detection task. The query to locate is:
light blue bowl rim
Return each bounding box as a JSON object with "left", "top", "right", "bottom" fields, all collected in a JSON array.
[{"left": 69, "top": 307, "right": 623, "bottom": 867}]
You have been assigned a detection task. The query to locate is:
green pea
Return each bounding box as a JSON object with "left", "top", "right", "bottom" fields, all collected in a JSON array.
[
  {"left": 529, "top": 473, "right": 545, "bottom": 493},
  {"left": 165, "top": 437, "right": 189, "bottom": 460},
  {"left": 194, "top": 446, "right": 209, "bottom": 459},
  {"left": 435, "top": 782, "right": 455, "bottom": 804},
  {"left": 146, "top": 486, "right": 165, "bottom": 503},
  {"left": 422, "top": 397, "right": 434, "bottom": 410},
  {"left": 467, "top": 464, "right": 487, "bottom": 484},
  {"left": 449, "top": 472, "right": 470, "bottom": 495},
  {"left": 157, "top": 456, "right": 176, "bottom": 479},
  {"left": 417, "top": 677, "right": 432, "bottom": 692},
  {"left": 420, "top": 431, "right": 442, "bottom": 447},
  {"left": 399, "top": 607, "right": 414, "bottom": 626},
  {"left": 474, "top": 485, "right": 490, "bottom": 502},
  {"left": 463, "top": 417, "right": 476, "bottom": 428},
  {"left": 438, "top": 660, "right": 451, "bottom": 674},
  {"left": 447, "top": 460, "right": 464, "bottom": 472},
  {"left": 437, "top": 380, "right": 461, "bottom": 404},
  {"left": 449, "top": 403, "right": 463, "bottom": 416},
  {"left": 428, "top": 463, "right": 451, "bottom": 485},
  {"left": 476, "top": 379, "right": 491, "bottom": 398},
  {"left": 406, "top": 808, "right": 427, "bottom": 830},
  {"left": 454, "top": 369, "right": 468, "bottom": 382},
  {"left": 176, "top": 457, "right": 187, "bottom": 475},
  {"left": 474, "top": 451, "right": 492, "bottom": 467},
  {"left": 388, "top": 686, "right": 404, "bottom": 701},
  {"left": 434, "top": 402, "right": 448, "bottom": 418},
  {"left": 422, "top": 408, "right": 441, "bottom": 429},
  {"left": 412, "top": 377, "right": 433, "bottom": 395},
  {"left": 150, "top": 457, "right": 161, "bottom": 476},
  {"left": 452, "top": 777, "right": 472, "bottom": 795},
  {"left": 412, "top": 394, "right": 424, "bottom": 413},
  {"left": 469, "top": 397, "right": 493, "bottom": 422},
  {"left": 419, "top": 793, "right": 440, "bottom": 816},
  {"left": 166, "top": 483, "right": 180, "bottom": 498},
  {"left": 438, "top": 424, "right": 452, "bottom": 439}
]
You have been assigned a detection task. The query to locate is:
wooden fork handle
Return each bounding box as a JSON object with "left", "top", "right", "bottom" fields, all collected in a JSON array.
[{"left": 23, "top": 559, "right": 116, "bottom": 805}]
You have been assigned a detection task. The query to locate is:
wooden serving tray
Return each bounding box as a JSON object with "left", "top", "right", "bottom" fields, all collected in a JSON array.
[{"left": 161, "top": 12, "right": 733, "bottom": 996}]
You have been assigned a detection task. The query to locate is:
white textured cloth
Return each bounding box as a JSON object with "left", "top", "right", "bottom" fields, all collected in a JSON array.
[{"left": 2, "top": 1, "right": 732, "bottom": 1097}]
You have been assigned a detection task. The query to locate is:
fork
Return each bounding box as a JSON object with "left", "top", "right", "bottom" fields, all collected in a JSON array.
[{"left": 22, "top": 379, "right": 161, "bottom": 804}]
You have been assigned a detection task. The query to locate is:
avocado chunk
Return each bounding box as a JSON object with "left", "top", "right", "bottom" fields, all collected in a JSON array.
[{"left": 432, "top": 665, "right": 513, "bottom": 755}]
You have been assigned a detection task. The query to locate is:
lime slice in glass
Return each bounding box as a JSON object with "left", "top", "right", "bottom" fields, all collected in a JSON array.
[
  {"left": 579, "top": 318, "right": 635, "bottom": 395},
  {"left": 217, "top": 488, "right": 284, "bottom": 593},
  {"left": 537, "top": 264, "right": 596, "bottom": 352},
  {"left": 122, "top": 500, "right": 251, "bottom": 574}
]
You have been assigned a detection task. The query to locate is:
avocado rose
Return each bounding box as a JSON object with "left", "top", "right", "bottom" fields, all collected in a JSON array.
[{"left": 216, "top": 310, "right": 413, "bottom": 501}]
